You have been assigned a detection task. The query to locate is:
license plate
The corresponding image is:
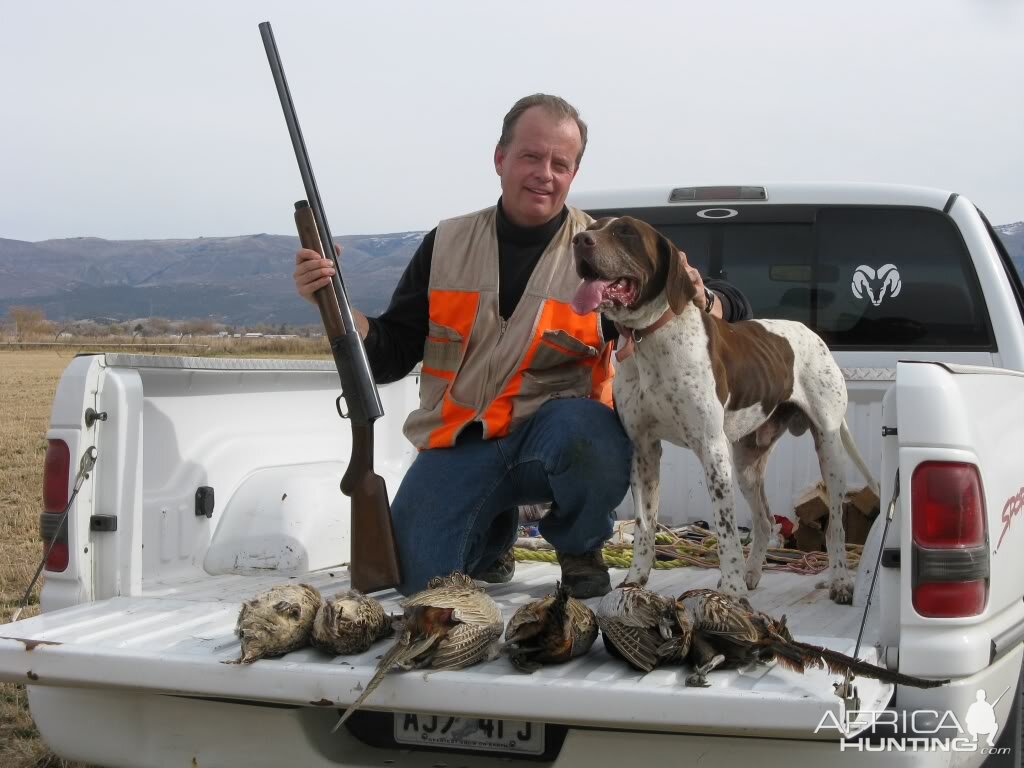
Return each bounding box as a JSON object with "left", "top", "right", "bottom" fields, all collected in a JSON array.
[{"left": 394, "top": 712, "right": 544, "bottom": 755}]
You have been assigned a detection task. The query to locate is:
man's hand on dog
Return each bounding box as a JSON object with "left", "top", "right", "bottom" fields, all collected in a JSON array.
[{"left": 679, "top": 251, "right": 723, "bottom": 318}]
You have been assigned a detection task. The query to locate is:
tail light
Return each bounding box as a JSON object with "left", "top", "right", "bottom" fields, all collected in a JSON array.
[
  {"left": 911, "top": 461, "right": 988, "bottom": 618},
  {"left": 40, "top": 439, "right": 70, "bottom": 572}
]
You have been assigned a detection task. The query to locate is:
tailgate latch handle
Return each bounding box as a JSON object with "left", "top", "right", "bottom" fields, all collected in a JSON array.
[{"left": 195, "top": 486, "right": 215, "bottom": 519}]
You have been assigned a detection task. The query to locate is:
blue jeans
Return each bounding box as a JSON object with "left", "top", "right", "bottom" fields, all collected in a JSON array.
[{"left": 390, "top": 398, "right": 632, "bottom": 595}]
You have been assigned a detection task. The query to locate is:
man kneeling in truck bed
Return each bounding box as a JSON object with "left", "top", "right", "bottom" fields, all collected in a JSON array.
[{"left": 292, "top": 94, "right": 751, "bottom": 597}]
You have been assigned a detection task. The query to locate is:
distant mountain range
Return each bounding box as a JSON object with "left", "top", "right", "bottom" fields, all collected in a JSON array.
[
  {"left": 0, "top": 231, "right": 425, "bottom": 325},
  {"left": 998, "top": 221, "right": 1024, "bottom": 271},
  {"left": 1, "top": 223, "right": 1022, "bottom": 325}
]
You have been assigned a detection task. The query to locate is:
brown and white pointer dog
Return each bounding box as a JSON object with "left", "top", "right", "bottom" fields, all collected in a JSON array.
[{"left": 571, "top": 216, "right": 877, "bottom": 605}]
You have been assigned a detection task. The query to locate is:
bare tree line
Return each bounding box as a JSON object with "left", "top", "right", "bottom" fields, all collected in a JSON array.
[{"left": 2, "top": 306, "right": 323, "bottom": 341}]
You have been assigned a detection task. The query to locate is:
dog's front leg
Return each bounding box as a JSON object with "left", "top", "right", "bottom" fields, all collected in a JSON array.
[
  {"left": 623, "top": 438, "right": 662, "bottom": 587},
  {"left": 701, "top": 438, "right": 748, "bottom": 598}
]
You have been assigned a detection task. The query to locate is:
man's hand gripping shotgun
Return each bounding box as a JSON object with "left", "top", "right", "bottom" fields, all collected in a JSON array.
[{"left": 260, "top": 21, "right": 401, "bottom": 592}]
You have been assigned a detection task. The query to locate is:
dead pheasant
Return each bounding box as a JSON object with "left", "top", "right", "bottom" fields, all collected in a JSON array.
[
  {"left": 331, "top": 572, "right": 504, "bottom": 732},
  {"left": 504, "top": 582, "right": 598, "bottom": 671},
  {"left": 224, "top": 583, "right": 321, "bottom": 664},
  {"left": 596, "top": 584, "right": 678, "bottom": 672},
  {"left": 670, "top": 588, "right": 949, "bottom": 689},
  {"left": 311, "top": 590, "right": 393, "bottom": 656}
]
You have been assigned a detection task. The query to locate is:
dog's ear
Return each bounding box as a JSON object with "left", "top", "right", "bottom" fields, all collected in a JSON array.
[{"left": 660, "top": 233, "right": 696, "bottom": 315}]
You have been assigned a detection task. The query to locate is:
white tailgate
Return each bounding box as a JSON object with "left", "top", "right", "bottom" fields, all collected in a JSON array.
[{"left": 0, "top": 564, "right": 891, "bottom": 739}]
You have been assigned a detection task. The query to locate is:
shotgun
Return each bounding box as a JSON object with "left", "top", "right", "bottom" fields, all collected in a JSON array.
[{"left": 259, "top": 21, "right": 401, "bottom": 593}]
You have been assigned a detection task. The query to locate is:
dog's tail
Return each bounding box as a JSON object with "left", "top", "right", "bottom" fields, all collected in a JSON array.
[{"left": 840, "top": 419, "right": 879, "bottom": 496}]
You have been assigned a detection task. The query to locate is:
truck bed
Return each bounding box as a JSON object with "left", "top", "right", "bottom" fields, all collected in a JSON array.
[{"left": 1, "top": 561, "right": 888, "bottom": 739}]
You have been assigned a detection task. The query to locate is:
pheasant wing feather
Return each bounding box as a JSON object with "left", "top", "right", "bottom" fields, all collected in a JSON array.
[
  {"left": 402, "top": 586, "right": 502, "bottom": 626},
  {"left": 599, "top": 618, "right": 660, "bottom": 673},
  {"left": 567, "top": 597, "right": 598, "bottom": 655},
  {"left": 682, "top": 589, "right": 758, "bottom": 642},
  {"left": 431, "top": 621, "right": 504, "bottom": 669}
]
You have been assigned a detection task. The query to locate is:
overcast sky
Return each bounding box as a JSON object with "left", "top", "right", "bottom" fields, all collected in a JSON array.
[{"left": 1, "top": 0, "right": 1022, "bottom": 242}]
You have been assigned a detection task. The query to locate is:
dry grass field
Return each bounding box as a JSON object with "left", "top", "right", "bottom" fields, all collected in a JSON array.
[
  {"left": 0, "top": 351, "right": 78, "bottom": 767},
  {"left": 0, "top": 342, "right": 329, "bottom": 767}
]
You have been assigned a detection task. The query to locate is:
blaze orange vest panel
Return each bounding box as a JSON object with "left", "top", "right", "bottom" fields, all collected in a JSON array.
[{"left": 402, "top": 206, "right": 614, "bottom": 450}]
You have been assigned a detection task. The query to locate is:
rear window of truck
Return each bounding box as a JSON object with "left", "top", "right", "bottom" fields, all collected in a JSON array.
[{"left": 596, "top": 205, "right": 994, "bottom": 351}]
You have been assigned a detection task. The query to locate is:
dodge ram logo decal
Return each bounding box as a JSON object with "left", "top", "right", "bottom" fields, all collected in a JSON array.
[{"left": 852, "top": 264, "right": 902, "bottom": 306}]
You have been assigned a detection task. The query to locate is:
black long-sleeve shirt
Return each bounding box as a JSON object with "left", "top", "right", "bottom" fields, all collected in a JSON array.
[{"left": 364, "top": 201, "right": 752, "bottom": 384}]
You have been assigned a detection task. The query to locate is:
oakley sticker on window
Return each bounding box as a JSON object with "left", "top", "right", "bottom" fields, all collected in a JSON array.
[{"left": 852, "top": 264, "right": 902, "bottom": 306}]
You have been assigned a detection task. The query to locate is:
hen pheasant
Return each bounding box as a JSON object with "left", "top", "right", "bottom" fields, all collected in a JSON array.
[
  {"left": 311, "top": 589, "right": 393, "bottom": 655},
  {"left": 224, "top": 583, "right": 321, "bottom": 664}
]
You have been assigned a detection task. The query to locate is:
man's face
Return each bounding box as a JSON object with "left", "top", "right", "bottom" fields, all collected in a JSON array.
[{"left": 494, "top": 106, "right": 581, "bottom": 228}]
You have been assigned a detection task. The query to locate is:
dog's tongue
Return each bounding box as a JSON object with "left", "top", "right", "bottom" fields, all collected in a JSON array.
[{"left": 572, "top": 278, "right": 612, "bottom": 314}]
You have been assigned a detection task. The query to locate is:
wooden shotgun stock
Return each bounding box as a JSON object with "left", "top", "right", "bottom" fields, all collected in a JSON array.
[
  {"left": 294, "top": 202, "right": 401, "bottom": 593},
  {"left": 259, "top": 19, "right": 400, "bottom": 592}
]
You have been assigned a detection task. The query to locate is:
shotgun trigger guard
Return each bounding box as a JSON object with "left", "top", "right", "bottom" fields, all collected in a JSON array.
[{"left": 336, "top": 394, "right": 349, "bottom": 420}]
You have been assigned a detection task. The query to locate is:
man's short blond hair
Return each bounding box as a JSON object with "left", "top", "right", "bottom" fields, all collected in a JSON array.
[{"left": 498, "top": 94, "right": 588, "bottom": 168}]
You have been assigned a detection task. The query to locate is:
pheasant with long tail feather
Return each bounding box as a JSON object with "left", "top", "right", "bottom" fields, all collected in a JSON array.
[
  {"left": 331, "top": 572, "right": 504, "bottom": 732},
  {"left": 669, "top": 589, "right": 950, "bottom": 689}
]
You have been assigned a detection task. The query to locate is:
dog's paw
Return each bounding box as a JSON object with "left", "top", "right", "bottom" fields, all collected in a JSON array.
[
  {"left": 743, "top": 567, "right": 763, "bottom": 591},
  {"left": 829, "top": 577, "right": 854, "bottom": 605}
]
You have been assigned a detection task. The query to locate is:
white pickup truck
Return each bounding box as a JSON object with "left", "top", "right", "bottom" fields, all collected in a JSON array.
[{"left": 2, "top": 183, "right": 1024, "bottom": 768}]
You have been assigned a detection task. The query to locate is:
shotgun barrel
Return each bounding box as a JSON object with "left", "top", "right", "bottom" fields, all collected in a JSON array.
[{"left": 260, "top": 21, "right": 401, "bottom": 593}]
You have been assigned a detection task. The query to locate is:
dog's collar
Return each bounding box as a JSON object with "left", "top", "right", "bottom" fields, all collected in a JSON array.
[{"left": 614, "top": 308, "right": 676, "bottom": 362}]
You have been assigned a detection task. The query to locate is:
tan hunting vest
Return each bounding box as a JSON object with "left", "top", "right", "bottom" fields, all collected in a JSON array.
[{"left": 403, "top": 205, "right": 614, "bottom": 449}]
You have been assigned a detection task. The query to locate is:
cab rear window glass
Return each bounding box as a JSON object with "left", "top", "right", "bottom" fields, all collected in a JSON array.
[
  {"left": 626, "top": 207, "right": 993, "bottom": 350},
  {"left": 813, "top": 208, "right": 992, "bottom": 349}
]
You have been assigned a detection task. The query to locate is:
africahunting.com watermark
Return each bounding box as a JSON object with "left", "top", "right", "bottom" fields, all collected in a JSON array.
[{"left": 815, "top": 687, "right": 1013, "bottom": 755}]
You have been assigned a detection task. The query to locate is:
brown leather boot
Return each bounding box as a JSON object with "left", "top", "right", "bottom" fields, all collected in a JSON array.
[
  {"left": 475, "top": 546, "right": 516, "bottom": 584},
  {"left": 557, "top": 549, "right": 611, "bottom": 598}
]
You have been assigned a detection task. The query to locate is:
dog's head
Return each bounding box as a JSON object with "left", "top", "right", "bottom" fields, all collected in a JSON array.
[{"left": 570, "top": 216, "right": 696, "bottom": 323}]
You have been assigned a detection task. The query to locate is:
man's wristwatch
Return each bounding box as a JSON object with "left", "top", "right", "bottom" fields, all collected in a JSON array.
[{"left": 703, "top": 286, "right": 716, "bottom": 314}]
